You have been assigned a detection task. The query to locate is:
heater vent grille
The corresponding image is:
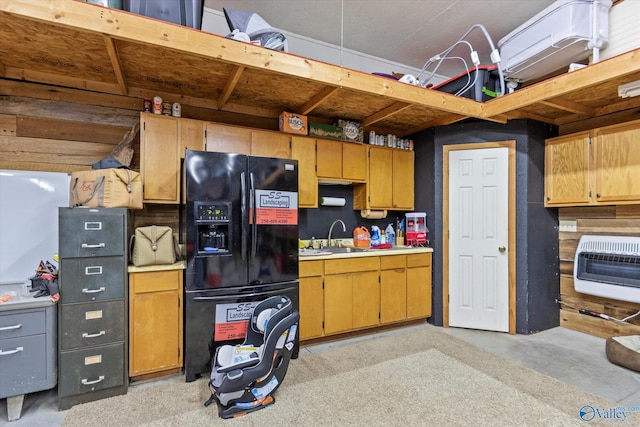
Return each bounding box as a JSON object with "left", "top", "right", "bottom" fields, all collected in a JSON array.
[{"left": 574, "top": 235, "right": 640, "bottom": 303}]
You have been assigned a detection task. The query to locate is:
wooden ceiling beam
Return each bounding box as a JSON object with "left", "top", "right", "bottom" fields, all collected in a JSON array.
[
  {"left": 362, "top": 102, "right": 411, "bottom": 127},
  {"left": 217, "top": 65, "right": 245, "bottom": 110},
  {"left": 482, "top": 50, "right": 640, "bottom": 117},
  {"left": 103, "top": 35, "right": 128, "bottom": 96},
  {"left": 539, "top": 98, "right": 596, "bottom": 116},
  {"left": 299, "top": 86, "right": 338, "bottom": 115}
]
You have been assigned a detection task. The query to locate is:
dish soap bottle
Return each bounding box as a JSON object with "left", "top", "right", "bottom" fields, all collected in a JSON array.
[
  {"left": 385, "top": 223, "right": 396, "bottom": 246},
  {"left": 370, "top": 226, "right": 380, "bottom": 246}
]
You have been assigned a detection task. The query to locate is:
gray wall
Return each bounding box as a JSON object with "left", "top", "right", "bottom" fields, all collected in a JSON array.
[{"left": 414, "top": 119, "right": 560, "bottom": 334}]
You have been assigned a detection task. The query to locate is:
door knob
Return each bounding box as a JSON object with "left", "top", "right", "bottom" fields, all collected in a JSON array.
[{"left": 498, "top": 246, "right": 506, "bottom": 252}]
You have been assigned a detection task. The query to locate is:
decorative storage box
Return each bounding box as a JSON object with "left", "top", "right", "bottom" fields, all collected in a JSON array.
[
  {"left": 338, "top": 120, "right": 363, "bottom": 143},
  {"left": 279, "top": 112, "right": 308, "bottom": 135},
  {"left": 309, "top": 122, "right": 342, "bottom": 140}
]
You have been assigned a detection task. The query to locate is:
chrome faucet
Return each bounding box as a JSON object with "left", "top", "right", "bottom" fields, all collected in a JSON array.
[{"left": 327, "top": 219, "right": 346, "bottom": 247}]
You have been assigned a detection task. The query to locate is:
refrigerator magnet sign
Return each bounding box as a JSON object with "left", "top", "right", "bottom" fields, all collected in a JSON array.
[{"left": 252, "top": 190, "right": 298, "bottom": 225}]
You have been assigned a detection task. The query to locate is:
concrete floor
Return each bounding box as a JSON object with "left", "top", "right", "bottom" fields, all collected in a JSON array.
[{"left": 2, "top": 324, "right": 639, "bottom": 426}]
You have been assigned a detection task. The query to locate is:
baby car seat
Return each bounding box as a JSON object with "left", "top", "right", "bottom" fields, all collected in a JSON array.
[{"left": 204, "top": 296, "right": 299, "bottom": 419}]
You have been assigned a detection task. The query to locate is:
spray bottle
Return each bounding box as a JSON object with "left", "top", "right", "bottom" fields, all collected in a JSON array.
[{"left": 370, "top": 226, "right": 380, "bottom": 246}]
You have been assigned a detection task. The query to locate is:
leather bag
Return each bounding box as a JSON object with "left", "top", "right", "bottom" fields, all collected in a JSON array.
[
  {"left": 70, "top": 168, "right": 142, "bottom": 209},
  {"left": 130, "top": 226, "right": 178, "bottom": 267}
]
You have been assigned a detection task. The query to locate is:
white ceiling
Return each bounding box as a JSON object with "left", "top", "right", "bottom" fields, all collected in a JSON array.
[{"left": 204, "top": 0, "right": 557, "bottom": 77}]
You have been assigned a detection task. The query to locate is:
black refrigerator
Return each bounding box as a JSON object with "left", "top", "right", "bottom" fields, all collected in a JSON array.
[{"left": 183, "top": 150, "right": 299, "bottom": 382}]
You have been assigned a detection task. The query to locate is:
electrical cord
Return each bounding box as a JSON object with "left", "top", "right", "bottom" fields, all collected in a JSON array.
[
  {"left": 557, "top": 299, "right": 640, "bottom": 323},
  {"left": 417, "top": 23, "right": 505, "bottom": 97}
]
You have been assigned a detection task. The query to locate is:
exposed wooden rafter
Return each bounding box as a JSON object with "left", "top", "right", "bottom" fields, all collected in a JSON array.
[
  {"left": 540, "top": 98, "right": 596, "bottom": 116},
  {"left": 299, "top": 86, "right": 338, "bottom": 115},
  {"left": 362, "top": 102, "right": 411, "bottom": 127},
  {"left": 103, "top": 35, "right": 127, "bottom": 96},
  {"left": 217, "top": 65, "right": 245, "bottom": 110}
]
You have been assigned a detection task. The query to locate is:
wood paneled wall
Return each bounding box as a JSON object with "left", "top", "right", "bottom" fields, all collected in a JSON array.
[{"left": 558, "top": 206, "right": 640, "bottom": 338}]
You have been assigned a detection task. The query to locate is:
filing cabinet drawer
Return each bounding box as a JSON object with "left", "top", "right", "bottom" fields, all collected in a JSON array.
[
  {"left": 59, "top": 300, "right": 125, "bottom": 350},
  {"left": 58, "top": 343, "right": 124, "bottom": 397},
  {"left": 0, "top": 334, "right": 47, "bottom": 396},
  {"left": 59, "top": 257, "right": 125, "bottom": 302},
  {"left": 0, "top": 309, "right": 46, "bottom": 339},
  {"left": 59, "top": 209, "right": 125, "bottom": 258}
]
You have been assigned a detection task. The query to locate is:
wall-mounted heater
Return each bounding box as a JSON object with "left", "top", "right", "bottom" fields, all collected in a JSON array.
[{"left": 574, "top": 235, "right": 640, "bottom": 303}]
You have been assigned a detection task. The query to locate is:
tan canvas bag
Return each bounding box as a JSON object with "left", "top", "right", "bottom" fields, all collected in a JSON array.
[
  {"left": 130, "top": 226, "right": 178, "bottom": 267},
  {"left": 70, "top": 168, "right": 143, "bottom": 209}
]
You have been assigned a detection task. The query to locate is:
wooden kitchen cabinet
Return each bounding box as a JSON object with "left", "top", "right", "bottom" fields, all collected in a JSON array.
[
  {"left": 128, "top": 268, "right": 183, "bottom": 378},
  {"left": 298, "top": 260, "right": 324, "bottom": 340},
  {"left": 324, "top": 257, "right": 379, "bottom": 334},
  {"left": 380, "top": 255, "right": 406, "bottom": 324},
  {"left": 316, "top": 139, "right": 366, "bottom": 182},
  {"left": 593, "top": 121, "right": 640, "bottom": 204},
  {"left": 392, "top": 149, "right": 415, "bottom": 210},
  {"left": 205, "top": 122, "right": 251, "bottom": 154},
  {"left": 544, "top": 120, "right": 640, "bottom": 207},
  {"left": 204, "top": 124, "right": 291, "bottom": 158},
  {"left": 141, "top": 113, "right": 181, "bottom": 204},
  {"left": 251, "top": 130, "right": 291, "bottom": 158},
  {"left": 141, "top": 113, "right": 205, "bottom": 204},
  {"left": 291, "top": 136, "right": 318, "bottom": 208},
  {"left": 544, "top": 131, "right": 591, "bottom": 207},
  {"left": 354, "top": 145, "right": 414, "bottom": 211},
  {"left": 406, "top": 253, "right": 432, "bottom": 319}
]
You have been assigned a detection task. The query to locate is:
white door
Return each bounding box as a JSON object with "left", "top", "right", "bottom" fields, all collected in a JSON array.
[{"left": 448, "top": 147, "right": 509, "bottom": 332}]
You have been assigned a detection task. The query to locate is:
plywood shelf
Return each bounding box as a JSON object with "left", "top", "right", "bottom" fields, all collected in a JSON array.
[{"left": 1, "top": 0, "right": 640, "bottom": 135}]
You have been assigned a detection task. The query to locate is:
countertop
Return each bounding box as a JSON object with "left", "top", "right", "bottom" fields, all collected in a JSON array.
[
  {"left": 127, "top": 260, "right": 186, "bottom": 273},
  {"left": 298, "top": 246, "right": 432, "bottom": 261},
  {"left": 0, "top": 282, "right": 57, "bottom": 312}
]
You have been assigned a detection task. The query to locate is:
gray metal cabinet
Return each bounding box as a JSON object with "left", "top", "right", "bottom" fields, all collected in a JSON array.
[
  {"left": 58, "top": 207, "right": 129, "bottom": 410},
  {"left": 0, "top": 303, "right": 57, "bottom": 421}
]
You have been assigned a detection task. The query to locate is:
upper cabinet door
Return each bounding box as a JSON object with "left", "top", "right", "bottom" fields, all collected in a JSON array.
[
  {"left": 544, "top": 131, "right": 591, "bottom": 207},
  {"left": 251, "top": 130, "right": 290, "bottom": 158},
  {"left": 316, "top": 139, "right": 343, "bottom": 179},
  {"left": 392, "top": 149, "right": 414, "bottom": 210},
  {"left": 205, "top": 123, "right": 251, "bottom": 154},
  {"left": 291, "top": 136, "right": 318, "bottom": 208},
  {"left": 141, "top": 114, "right": 180, "bottom": 204},
  {"left": 179, "top": 118, "right": 204, "bottom": 156},
  {"left": 342, "top": 143, "right": 367, "bottom": 182},
  {"left": 368, "top": 146, "right": 393, "bottom": 208},
  {"left": 594, "top": 123, "right": 640, "bottom": 204}
]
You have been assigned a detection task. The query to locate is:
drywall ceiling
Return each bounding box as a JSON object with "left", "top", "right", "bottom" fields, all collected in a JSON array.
[{"left": 204, "top": 0, "right": 557, "bottom": 77}]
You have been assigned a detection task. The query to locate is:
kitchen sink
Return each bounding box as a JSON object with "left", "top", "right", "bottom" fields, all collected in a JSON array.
[{"left": 325, "top": 246, "right": 370, "bottom": 253}]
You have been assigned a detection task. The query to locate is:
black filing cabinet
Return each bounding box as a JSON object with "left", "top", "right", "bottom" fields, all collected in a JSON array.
[{"left": 58, "top": 207, "right": 129, "bottom": 410}]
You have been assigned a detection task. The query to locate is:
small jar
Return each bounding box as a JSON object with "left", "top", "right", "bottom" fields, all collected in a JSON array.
[
  {"left": 152, "top": 96, "right": 163, "bottom": 114},
  {"left": 172, "top": 102, "right": 181, "bottom": 117},
  {"left": 142, "top": 98, "right": 151, "bottom": 112}
]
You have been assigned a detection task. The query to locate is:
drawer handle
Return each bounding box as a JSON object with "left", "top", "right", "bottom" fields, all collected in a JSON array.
[
  {"left": 0, "top": 346, "right": 24, "bottom": 356},
  {"left": 82, "top": 287, "right": 106, "bottom": 294},
  {"left": 82, "top": 331, "right": 106, "bottom": 338},
  {"left": 81, "top": 375, "right": 105, "bottom": 385},
  {"left": 0, "top": 324, "right": 23, "bottom": 331},
  {"left": 82, "top": 243, "right": 105, "bottom": 249}
]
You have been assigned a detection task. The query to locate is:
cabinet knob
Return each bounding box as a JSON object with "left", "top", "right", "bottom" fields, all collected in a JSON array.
[
  {"left": 546, "top": 196, "right": 550, "bottom": 201},
  {"left": 596, "top": 193, "right": 601, "bottom": 198}
]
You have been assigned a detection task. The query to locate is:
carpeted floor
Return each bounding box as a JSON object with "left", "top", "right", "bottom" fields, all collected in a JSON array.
[{"left": 63, "top": 327, "right": 614, "bottom": 426}]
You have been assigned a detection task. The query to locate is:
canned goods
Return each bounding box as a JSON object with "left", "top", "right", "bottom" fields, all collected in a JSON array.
[
  {"left": 162, "top": 101, "right": 172, "bottom": 115},
  {"left": 153, "top": 96, "right": 163, "bottom": 114},
  {"left": 172, "top": 102, "right": 181, "bottom": 117},
  {"left": 143, "top": 98, "right": 151, "bottom": 112}
]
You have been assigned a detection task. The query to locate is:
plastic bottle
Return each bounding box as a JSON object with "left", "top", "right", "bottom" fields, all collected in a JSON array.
[
  {"left": 385, "top": 223, "right": 395, "bottom": 246},
  {"left": 380, "top": 230, "right": 386, "bottom": 245},
  {"left": 370, "top": 226, "right": 380, "bottom": 246}
]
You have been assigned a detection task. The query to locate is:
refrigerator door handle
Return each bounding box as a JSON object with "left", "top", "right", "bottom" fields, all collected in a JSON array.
[
  {"left": 241, "top": 171, "right": 247, "bottom": 261},
  {"left": 192, "top": 287, "right": 297, "bottom": 301},
  {"left": 250, "top": 172, "right": 257, "bottom": 260}
]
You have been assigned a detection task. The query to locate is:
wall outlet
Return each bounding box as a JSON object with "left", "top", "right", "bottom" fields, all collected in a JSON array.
[{"left": 559, "top": 220, "right": 577, "bottom": 232}]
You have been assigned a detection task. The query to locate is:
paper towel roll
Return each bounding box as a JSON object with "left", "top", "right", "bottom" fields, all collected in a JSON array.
[
  {"left": 320, "top": 197, "right": 346, "bottom": 207},
  {"left": 360, "top": 209, "right": 387, "bottom": 219}
]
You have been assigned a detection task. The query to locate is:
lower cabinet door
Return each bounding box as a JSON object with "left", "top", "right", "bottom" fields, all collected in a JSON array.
[{"left": 58, "top": 343, "right": 124, "bottom": 397}]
